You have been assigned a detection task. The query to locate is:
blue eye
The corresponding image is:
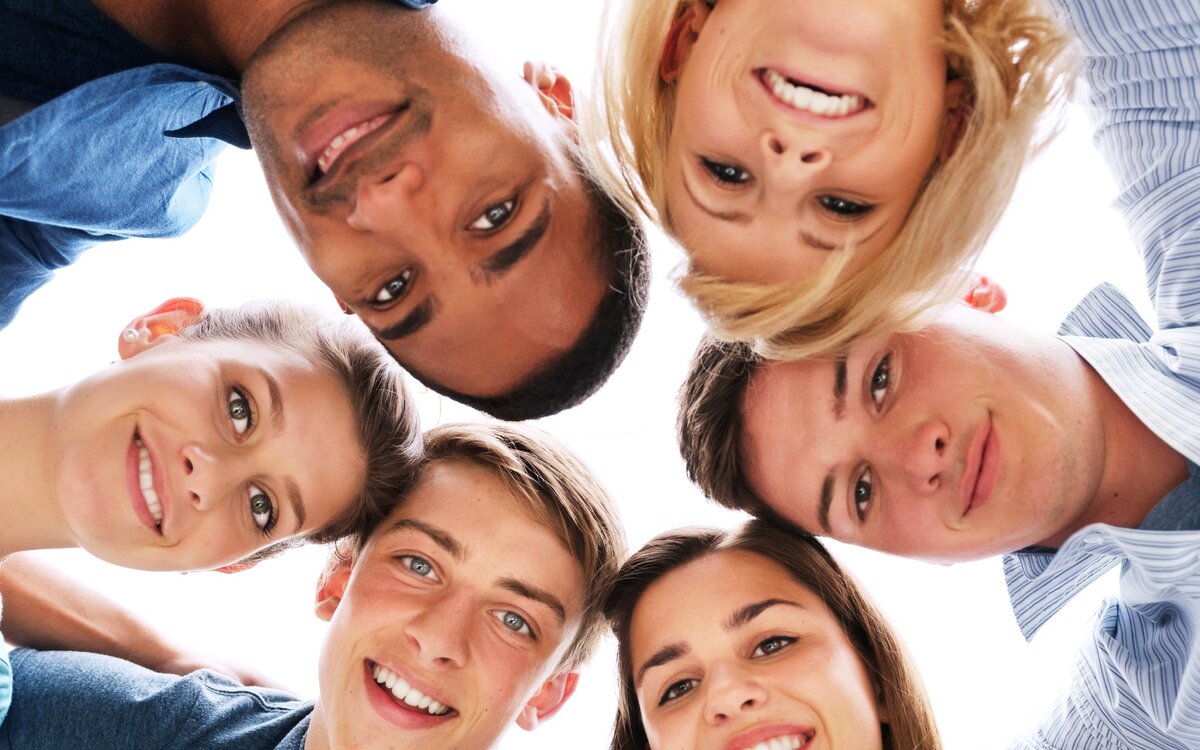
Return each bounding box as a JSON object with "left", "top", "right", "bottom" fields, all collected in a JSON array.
[
  {"left": 870, "top": 354, "right": 892, "bottom": 408},
  {"left": 819, "top": 195, "right": 873, "bottom": 218},
  {"left": 493, "top": 610, "right": 534, "bottom": 639},
  {"left": 397, "top": 555, "right": 439, "bottom": 581},
  {"left": 701, "top": 158, "right": 751, "bottom": 186}
]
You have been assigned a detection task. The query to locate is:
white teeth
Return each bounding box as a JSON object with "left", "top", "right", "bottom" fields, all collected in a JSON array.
[
  {"left": 370, "top": 664, "right": 453, "bottom": 716},
  {"left": 135, "top": 438, "right": 162, "bottom": 525},
  {"left": 747, "top": 735, "right": 805, "bottom": 750},
  {"left": 763, "top": 69, "right": 864, "bottom": 118},
  {"left": 316, "top": 114, "right": 392, "bottom": 175}
]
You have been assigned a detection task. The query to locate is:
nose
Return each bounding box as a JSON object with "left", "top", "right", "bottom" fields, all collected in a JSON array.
[
  {"left": 882, "top": 419, "right": 950, "bottom": 492},
  {"left": 760, "top": 130, "right": 832, "bottom": 183},
  {"left": 703, "top": 664, "right": 769, "bottom": 726},
  {"left": 347, "top": 161, "right": 425, "bottom": 233},
  {"left": 404, "top": 591, "right": 471, "bottom": 670},
  {"left": 181, "top": 443, "right": 225, "bottom": 511}
]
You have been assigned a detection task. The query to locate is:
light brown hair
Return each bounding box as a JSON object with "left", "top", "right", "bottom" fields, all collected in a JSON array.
[{"left": 605, "top": 520, "right": 942, "bottom": 750}]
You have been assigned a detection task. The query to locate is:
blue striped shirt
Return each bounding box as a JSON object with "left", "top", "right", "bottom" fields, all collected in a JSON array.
[{"left": 1004, "top": 0, "right": 1200, "bottom": 746}]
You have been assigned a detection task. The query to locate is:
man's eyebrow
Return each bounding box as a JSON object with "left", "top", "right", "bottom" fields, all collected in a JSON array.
[
  {"left": 257, "top": 368, "right": 306, "bottom": 531},
  {"left": 818, "top": 474, "right": 835, "bottom": 536},
  {"left": 682, "top": 173, "right": 748, "bottom": 224},
  {"left": 498, "top": 577, "right": 567, "bottom": 626},
  {"left": 473, "top": 197, "right": 553, "bottom": 285},
  {"left": 833, "top": 353, "right": 848, "bottom": 419},
  {"left": 388, "top": 518, "right": 463, "bottom": 559},
  {"left": 634, "top": 642, "right": 688, "bottom": 688},
  {"left": 724, "top": 598, "right": 803, "bottom": 631},
  {"left": 374, "top": 297, "right": 437, "bottom": 342}
]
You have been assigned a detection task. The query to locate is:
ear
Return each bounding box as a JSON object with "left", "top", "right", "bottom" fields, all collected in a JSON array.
[
  {"left": 314, "top": 557, "right": 353, "bottom": 622},
  {"left": 522, "top": 61, "right": 575, "bottom": 123},
  {"left": 962, "top": 273, "right": 1007, "bottom": 313},
  {"left": 515, "top": 671, "right": 579, "bottom": 731},
  {"left": 938, "top": 78, "right": 970, "bottom": 162},
  {"left": 117, "top": 297, "right": 206, "bottom": 360},
  {"left": 214, "top": 560, "right": 259, "bottom": 574},
  {"left": 660, "top": 2, "right": 711, "bottom": 83}
]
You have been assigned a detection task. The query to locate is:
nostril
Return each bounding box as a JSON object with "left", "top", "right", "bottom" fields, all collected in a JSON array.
[
  {"left": 935, "top": 437, "right": 945, "bottom": 454},
  {"left": 800, "top": 150, "right": 823, "bottom": 164},
  {"left": 768, "top": 137, "right": 785, "bottom": 155},
  {"left": 184, "top": 457, "right": 194, "bottom": 474}
]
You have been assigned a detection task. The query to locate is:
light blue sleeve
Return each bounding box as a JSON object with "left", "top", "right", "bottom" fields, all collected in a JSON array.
[{"left": 1051, "top": 0, "right": 1200, "bottom": 330}]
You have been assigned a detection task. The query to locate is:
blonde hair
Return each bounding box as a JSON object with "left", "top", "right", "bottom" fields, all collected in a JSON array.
[{"left": 595, "top": 0, "right": 1073, "bottom": 358}]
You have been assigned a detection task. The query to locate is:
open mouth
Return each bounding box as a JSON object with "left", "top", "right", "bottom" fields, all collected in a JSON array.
[
  {"left": 369, "top": 661, "right": 455, "bottom": 717},
  {"left": 130, "top": 433, "right": 163, "bottom": 534},
  {"left": 302, "top": 103, "right": 409, "bottom": 185},
  {"left": 758, "top": 68, "right": 869, "bottom": 118},
  {"left": 730, "top": 729, "right": 815, "bottom": 750}
]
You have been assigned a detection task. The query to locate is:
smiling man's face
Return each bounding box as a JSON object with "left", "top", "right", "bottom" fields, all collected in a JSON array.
[
  {"left": 310, "top": 458, "right": 585, "bottom": 750},
  {"left": 240, "top": 1, "right": 608, "bottom": 398},
  {"left": 739, "top": 305, "right": 1111, "bottom": 563}
]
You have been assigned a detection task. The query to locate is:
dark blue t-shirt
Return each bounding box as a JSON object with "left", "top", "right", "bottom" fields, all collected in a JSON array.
[{"left": 0, "top": 649, "right": 312, "bottom": 749}]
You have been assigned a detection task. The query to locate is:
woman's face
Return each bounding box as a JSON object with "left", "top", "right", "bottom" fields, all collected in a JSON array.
[
  {"left": 51, "top": 336, "right": 365, "bottom": 571},
  {"left": 629, "top": 550, "right": 884, "bottom": 750},
  {"left": 662, "top": 0, "right": 956, "bottom": 285}
]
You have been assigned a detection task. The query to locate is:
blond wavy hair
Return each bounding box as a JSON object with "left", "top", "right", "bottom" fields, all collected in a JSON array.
[{"left": 593, "top": 0, "right": 1072, "bottom": 358}]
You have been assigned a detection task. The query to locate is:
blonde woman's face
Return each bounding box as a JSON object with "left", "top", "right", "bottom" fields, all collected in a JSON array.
[
  {"left": 630, "top": 550, "right": 884, "bottom": 750},
  {"left": 662, "top": 0, "right": 957, "bottom": 285}
]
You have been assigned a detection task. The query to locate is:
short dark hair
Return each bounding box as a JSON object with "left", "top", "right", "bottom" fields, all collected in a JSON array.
[
  {"left": 676, "top": 335, "right": 769, "bottom": 515},
  {"left": 408, "top": 161, "right": 650, "bottom": 421}
]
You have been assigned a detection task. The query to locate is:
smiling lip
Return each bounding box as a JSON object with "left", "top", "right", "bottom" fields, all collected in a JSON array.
[
  {"left": 362, "top": 661, "right": 456, "bottom": 730},
  {"left": 960, "top": 414, "right": 1000, "bottom": 516},
  {"left": 125, "top": 431, "right": 165, "bottom": 536},
  {"left": 723, "top": 724, "right": 815, "bottom": 750},
  {"left": 756, "top": 67, "right": 871, "bottom": 123},
  {"left": 297, "top": 102, "right": 406, "bottom": 183}
]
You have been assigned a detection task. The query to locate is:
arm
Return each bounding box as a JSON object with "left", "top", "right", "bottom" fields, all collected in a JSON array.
[
  {"left": 0, "top": 553, "right": 283, "bottom": 689},
  {"left": 1050, "top": 0, "right": 1200, "bottom": 327}
]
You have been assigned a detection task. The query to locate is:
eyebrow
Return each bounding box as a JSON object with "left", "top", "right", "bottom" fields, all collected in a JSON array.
[
  {"left": 389, "top": 518, "right": 463, "bottom": 559},
  {"left": 724, "top": 598, "right": 803, "bottom": 631},
  {"left": 373, "top": 297, "right": 436, "bottom": 342},
  {"left": 498, "top": 577, "right": 567, "bottom": 626},
  {"left": 634, "top": 642, "right": 688, "bottom": 688},
  {"left": 818, "top": 475, "right": 835, "bottom": 536},
  {"left": 833, "top": 353, "right": 848, "bottom": 419},
  {"left": 473, "top": 196, "right": 553, "bottom": 285},
  {"left": 257, "top": 367, "right": 307, "bottom": 532}
]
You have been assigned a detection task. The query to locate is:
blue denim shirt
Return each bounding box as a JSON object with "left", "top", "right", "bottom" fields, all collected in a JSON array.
[{"left": 0, "top": 0, "right": 436, "bottom": 329}]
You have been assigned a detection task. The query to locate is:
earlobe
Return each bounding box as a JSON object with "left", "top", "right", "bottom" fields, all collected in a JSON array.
[
  {"left": 117, "top": 297, "right": 206, "bottom": 360},
  {"left": 314, "top": 560, "right": 353, "bottom": 622},
  {"left": 515, "top": 671, "right": 579, "bottom": 731},
  {"left": 660, "top": 2, "right": 711, "bottom": 83},
  {"left": 962, "top": 273, "right": 1007, "bottom": 313}
]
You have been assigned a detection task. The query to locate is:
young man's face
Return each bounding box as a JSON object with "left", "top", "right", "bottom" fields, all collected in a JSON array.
[
  {"left": 312, "top": 458, "right": 586, "bottom": 750},
  {"left": 241, "top": 1, "right": 608, "bottom": 398},
  {"left": 740, "top": 305, "right": 1109, "bottom": 563}
]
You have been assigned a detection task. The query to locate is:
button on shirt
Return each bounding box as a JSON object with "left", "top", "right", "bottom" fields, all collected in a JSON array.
[
  {"left": 0, "top": 0, "right": 437, "bottom": 329},
  {"left": 1004, "top": 0, "right": 1200, "bottom": 746}
]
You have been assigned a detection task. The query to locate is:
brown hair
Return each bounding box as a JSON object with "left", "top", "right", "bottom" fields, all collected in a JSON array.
[
  {"left": 595, "top": 0, "right": 1072, "bottom": 359},
  {"left": 181, "top": 301, "right": 422, "bottom": 563},
  {"left": 605, "top": 520, "right": 941, "bottom": 750},
  {"left": 677, "top": 335, "right": 768, "bottom": 516},
  {"left": 337, "top": 421, "right": 626, "bottom": 671}
]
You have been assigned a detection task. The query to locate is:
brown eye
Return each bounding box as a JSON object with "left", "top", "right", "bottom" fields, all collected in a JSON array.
[{"left": 470, "top": 199, "right": 516, "bottom": 231}]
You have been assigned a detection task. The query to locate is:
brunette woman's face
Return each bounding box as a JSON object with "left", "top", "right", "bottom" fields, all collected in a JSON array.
[
  {"left": 662, "top": 0, "right": 956, "bottom": 285},
  {"left": 51, "top": 336, "right": 364, "bottom": 571},
  {"left": 629, "top": 550, "right": 884, "bottom": 750}
]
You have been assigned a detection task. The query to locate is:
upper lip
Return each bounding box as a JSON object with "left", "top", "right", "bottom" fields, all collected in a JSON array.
[
  {"left": 755, "top": 66, "right": 871, "bottom": 119},
  {"left": 368, "top": 659, "right": 456, "bottom": 714},
  {"left": 723, "top": 724, "right": 816, "bottom": 750},
  {"left": 958, "top": 414, "right": 993, "bottom": 515}
]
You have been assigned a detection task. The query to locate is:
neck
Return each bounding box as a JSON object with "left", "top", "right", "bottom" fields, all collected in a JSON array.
[
  {"left": 1050, "top": 365, "right": 1189, "bottom": 544},
  {"left": 0, "top": 393, "right": 75, "bottom": 557},
  {"left": 90, "top": 0, "right": 327, "bottom": 75},
  {"left": 302, "top": 701, "right": 329, "bottom": 750}
]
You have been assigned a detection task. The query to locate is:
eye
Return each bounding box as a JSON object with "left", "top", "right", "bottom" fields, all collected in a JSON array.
[
  {"left": 248, "top": 484, "right": 276, "bottom": 535},
  {"left": 492, "top": 610, "right": 535, "bottom": 639},
  {"left": 818, "top": 195, "right": 874, "bottom": 219},
  {"left": 373, "top": 269, "right": 413, "bottom": 305},
  {"left": 658, "top": 678, "right": 698, "bottom": 706},
  {"left": 700, "top": 157, "right": 751, "bottom": 186},
  {"left": 469, "top": 199, "right": 516, "bottom": 231},
  {"left": 752, "top": 635, "right": 796, "bottom": 657},
  {"left": 853, "top": 467, "right": 875, "bottom": 521},
  {"left": 228, "top": 387, "right": 254, "bottom": 437},
  {"left": 397, "top": 554, "right": 440, "bottom": 582},
  {"left": 870, "top": 354, "right": 892, "bottom": 409}
]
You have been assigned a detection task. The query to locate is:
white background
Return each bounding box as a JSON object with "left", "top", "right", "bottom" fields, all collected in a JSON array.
[{"left": 0, "top": 1, "right": 1156, "bottom": 748}]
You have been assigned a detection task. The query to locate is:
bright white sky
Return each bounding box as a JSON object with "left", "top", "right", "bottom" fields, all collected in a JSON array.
[{"left": 0, "top": 1, "right": 1159, "bottom": 748}]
